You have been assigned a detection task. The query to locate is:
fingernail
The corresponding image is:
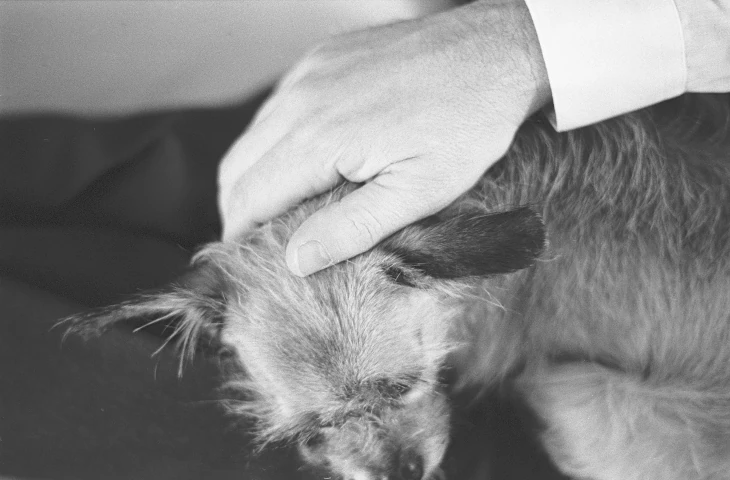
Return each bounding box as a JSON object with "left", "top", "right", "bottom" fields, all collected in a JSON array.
[{"left": 293, "top": 240, "right": 333, "bottom": 276}]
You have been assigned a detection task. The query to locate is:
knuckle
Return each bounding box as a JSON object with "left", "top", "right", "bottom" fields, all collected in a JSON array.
[
  {"left": 250, "top": 97, "right": 283, "bottom": 125},
  {"left": 279, "top": 44, "right": 330, "bottom": 91},
  {"left": 342, "top": 205, "right": 385, "bottom": 248},
  {"left": 299, "top": 41, "right": 334, "bottom": 69}
]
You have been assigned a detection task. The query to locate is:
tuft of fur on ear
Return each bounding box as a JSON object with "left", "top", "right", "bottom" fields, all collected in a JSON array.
[
  {"left": 58, "top": 260, "right": 227, "bottom": 376},
  {"left": 382, "top": 206, "right": 546, "bottom": 279}
]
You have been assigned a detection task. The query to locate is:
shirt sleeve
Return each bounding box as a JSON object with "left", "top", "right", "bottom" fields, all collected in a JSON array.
[{"left": 524, "top": 0, "right": 730, "bottom": 132}]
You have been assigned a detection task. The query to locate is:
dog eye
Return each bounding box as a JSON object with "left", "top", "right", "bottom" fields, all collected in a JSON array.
[
  {"left": 379, "top": 379, "right": 412, "bottom": 399},
  {"left": 393, "top": 382, "right": 412, "bottom": 396}
]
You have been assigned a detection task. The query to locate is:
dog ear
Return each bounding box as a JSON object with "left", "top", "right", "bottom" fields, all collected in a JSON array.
[
  {"left": 382, "top": 206, "right": 546, "bottom": 280},
  {"left": 60, "top": 259, "right": 229, "bottom": 371}
]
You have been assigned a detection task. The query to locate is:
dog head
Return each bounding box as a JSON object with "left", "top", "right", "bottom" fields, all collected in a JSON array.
[{"left": 65, "top": 189, "right": 545, "bottom": 480}]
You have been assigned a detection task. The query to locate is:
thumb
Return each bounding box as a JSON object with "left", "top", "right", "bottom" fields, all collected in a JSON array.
[{"left": 285, "top": 171, "right": 464, "bottom": 277}]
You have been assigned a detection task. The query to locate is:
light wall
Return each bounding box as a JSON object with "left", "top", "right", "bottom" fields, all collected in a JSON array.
[{"left": 0, "top": 1, "right": 451, "bottom": 117}]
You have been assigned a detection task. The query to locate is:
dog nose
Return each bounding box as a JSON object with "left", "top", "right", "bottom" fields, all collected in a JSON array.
[{"left": 396, "top": 450, "right": 424, "bottom": 480}]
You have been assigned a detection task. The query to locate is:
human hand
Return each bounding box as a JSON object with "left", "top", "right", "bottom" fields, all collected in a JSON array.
[{"left": 218, "top": 0, "right": 550, "bottom": 276}]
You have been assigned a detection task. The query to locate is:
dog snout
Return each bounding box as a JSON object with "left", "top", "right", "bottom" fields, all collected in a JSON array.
[
  {"left": 396, "top": 449, "right": 424, "bottom": 480},
  {"left": 343, "top": 448, "right": 424, "bottom": 480}
]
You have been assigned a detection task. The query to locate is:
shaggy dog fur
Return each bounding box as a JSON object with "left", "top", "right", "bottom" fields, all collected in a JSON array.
[{"left": 67, "top": 92, "right": 730, "bottom": 480}]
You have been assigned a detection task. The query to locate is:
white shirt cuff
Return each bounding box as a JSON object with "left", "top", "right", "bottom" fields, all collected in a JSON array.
[{"left": 524, "top": 0, "right": 687, "bottom": 131}]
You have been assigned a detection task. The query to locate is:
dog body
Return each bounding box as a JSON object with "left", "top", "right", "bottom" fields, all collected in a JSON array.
[
  {"left": 69, "top": 94, "right": 730, "bottom": 480},
  {"left": 454, "top": 94, "right": 730, "bottom": 480}
]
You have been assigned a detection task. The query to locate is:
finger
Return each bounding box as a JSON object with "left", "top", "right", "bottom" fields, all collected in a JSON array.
[
  {"left": 284, "top": 161, "right": 477, "bottom": 276},
  {"left": 221, "top": 113, "right": 395, "bottom": 241},
  {"left": 220, "top": 132, "right": 344, "bottom": 241},
  {"left": 217, "top": 102, "right": 296, "bottom": 201}
]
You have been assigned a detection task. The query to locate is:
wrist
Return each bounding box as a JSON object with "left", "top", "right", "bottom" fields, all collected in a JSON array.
[
  {"left": 457, "top": 0, "right": 552, "bottom": 122},
  {"left": 513, "top": 0, "right": 552, "bottom": 117}
]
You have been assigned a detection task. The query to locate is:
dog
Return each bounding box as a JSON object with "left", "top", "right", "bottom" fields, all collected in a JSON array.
[{"left": 66, "top": 92, "right": 730, "bottom": 480}]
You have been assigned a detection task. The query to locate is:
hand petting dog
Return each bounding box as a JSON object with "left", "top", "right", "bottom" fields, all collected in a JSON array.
[{"left": 218, "top": 0, "right": 551, "bottom": 276}]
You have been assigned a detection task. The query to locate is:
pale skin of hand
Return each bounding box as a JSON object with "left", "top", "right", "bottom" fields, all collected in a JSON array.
[{"left": 218, "top": 0, "right": 551, "bottom": 276}]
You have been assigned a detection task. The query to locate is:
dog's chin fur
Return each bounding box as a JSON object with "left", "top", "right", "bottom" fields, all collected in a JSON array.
[{"left": 65, "top": 93, "right": 730, "bottom": 480}]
